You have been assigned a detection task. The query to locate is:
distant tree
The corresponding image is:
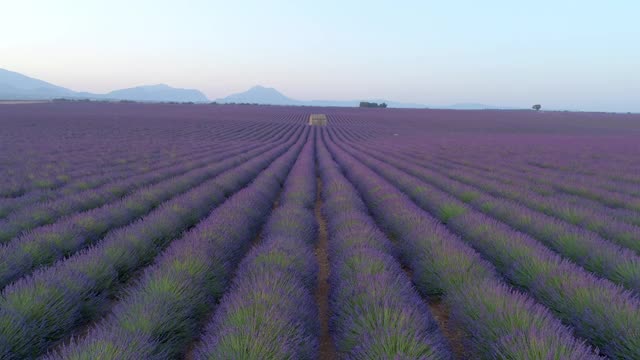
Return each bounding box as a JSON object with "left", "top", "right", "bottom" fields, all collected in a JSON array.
[
  {"left": 532, "top": 104, "right": 542, "bottom": 111},
  {"left": 359, "top": 101, "right": 387, "bottom": 108}
]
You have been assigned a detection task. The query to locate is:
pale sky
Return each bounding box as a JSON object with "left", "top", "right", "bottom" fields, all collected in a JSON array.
[{"left": 1, "top": 0, "right": 639, "bottom": 111}]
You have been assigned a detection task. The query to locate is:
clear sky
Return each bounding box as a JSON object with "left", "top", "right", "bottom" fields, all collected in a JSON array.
[{"left": 1, "top": 0, "right": 639, "bottom": 111}]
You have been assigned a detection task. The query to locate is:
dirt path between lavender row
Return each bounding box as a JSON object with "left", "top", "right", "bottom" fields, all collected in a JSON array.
[
  {"left": 315, "top": 176, "right": 336, "bottom": 359},
  {"left": 401, "top": 249, "right": 469, "bottom": 358},
  {"left": 183, "top": 188, "right": 283, "bottom": 360},
  {"left": 428, "top": 298, "right": 470, "bottom": 359}
]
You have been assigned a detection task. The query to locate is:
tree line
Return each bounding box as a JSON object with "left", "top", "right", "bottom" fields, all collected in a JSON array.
[{"left": 359, "top": 101, "right": 388, "bottom": 108}]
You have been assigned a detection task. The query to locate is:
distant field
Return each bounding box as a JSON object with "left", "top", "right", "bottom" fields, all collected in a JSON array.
[
  {"left": 0, "top": 100, "right": 52, "bottom": 105},
  {"left": 0, "top": 102, "right": 639, "bottom": 359}
]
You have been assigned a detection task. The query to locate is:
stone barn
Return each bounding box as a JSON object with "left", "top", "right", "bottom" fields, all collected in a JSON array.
[{"left": 309, "top": 114, "right": 328, "bottom": 126}]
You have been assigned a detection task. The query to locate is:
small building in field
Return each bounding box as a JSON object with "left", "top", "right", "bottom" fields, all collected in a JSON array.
[{"left": 309, "top": 114, "right": 328, "bottom": 126}]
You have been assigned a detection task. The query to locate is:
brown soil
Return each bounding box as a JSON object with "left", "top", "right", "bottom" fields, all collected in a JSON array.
[
  {"left": 400, "top": 253, "right": 469, "bottom": 358},
  {"left": 427, "top": 298, "right": 470, "bottom": 359},
  {"left": 315, "top": 176, "right": 336, "bottom": 359},
  {"left": 401, "top": 264, "right": 414, "bottom": 278},
  {"left": 48, "top": 268, "right": 147, "bottom": 355},
  {"left": 183, "top": 345, "right": 196, "bottom": 360},
  {"left": 183, "top": 188, "right": 284, "bottom": 359}
]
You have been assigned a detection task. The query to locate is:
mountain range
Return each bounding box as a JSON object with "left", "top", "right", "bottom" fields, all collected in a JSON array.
[
  {"left": 218, "top": 86, "right": 511, "bottom": 109},
  {"left": 0, "top": 69, "right": 208, "bottom": 102},
  {"left": 1, "top": 68, "right": 506, "bottom": 109},
  {"left": 214, "top": 85, "right": 432, "bottom": 108}
]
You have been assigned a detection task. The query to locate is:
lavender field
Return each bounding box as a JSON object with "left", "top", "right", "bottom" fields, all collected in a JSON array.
[{"left": 1, "top": 102, "right": 640, "bottom": 359}]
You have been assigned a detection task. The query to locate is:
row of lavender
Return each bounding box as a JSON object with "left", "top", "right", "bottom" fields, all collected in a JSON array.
[
  {"left": 419, "top": 155, "right": 640, "bottom": 247},
  {"left": 48, "top": 127, "right": 311, "bottom": 359},
  {"left": 193, "top": 128, "right": 319, "bottom": 358},
  {"left": 0, "top": 125, "right": 301, "bottom": 291},
  {"left": 344, "top": 138, "right": 640, "bottom": 292},
  {"left": 321, "top": 129, "right": 601, "bottom": 358},
  {"left": 389, "top": 134, "right": 640, "bottom": 215},
  {"left": 2, "top": 103, "right": 640, "bottom": 358},
  {"left": 0, "top": 137, "right": 267, "bottom": 240},
  {"left": 0, "top": 119, "right": 296, "bottom": 217},
  {"left": 317, "top": 131, "right": 452, "bottom": 358},
  {"left": 0, "top": 140, "right": 223, "bottom": 209},
  {"left": 325, "top": 127, "right": 640, "bottom": 358},
  {"left": 336, "top": 127, "right": 640, "bottom": 320},
  {"left": 337, "top": 128, "right": 640, "bottom": 296},
  {"left": 321, "top": 109, "right": 640, "bottom": 186},
  {"left": 0, "top": 103, "right": 309, "bottom": 198},
  {"left": 75, "top": 122, "right": 489, "bottom": 359},
  {"left": 0, "top": 121, "right": 296, "bottom": 234},
  {"left": 326, "top": 111, "right": 640, "bottom": 221},
  {"left": 420, "top": 153, "right": 640, "bottom": 226},
  {"left": 0, "top": 118, "right": 243, "bottom": 198},
  {"left": 336, "top": 123, "right": 640, "bottom": 231},
  {"left": 0, "top": 127, "right": 307, "bottom": 358},
  {"left": 0, "top": 120, "right": 294, "bottom": 220},
  {"left": 425, "top": 141, "right": 640, "bottom": 198}
]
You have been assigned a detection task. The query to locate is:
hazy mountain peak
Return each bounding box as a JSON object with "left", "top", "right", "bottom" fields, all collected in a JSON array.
[
  {"left": 246, "top": 85, "right": 283, "bottom": 95},
  {"left": 0, "top": 68, "right": 70, "bottom": 92},
  {"left": 139, "top": 84, "right": 171, "bottom": 89},
  {"left": 0, "top": 68, "right": 78, "bottom": 99},
  {"left": 250, "top": 85, "right": 283, "bottom": 92},
  {"left": 217, "top": 85, "right": 295, "bottom": 105},
  {"left": 216, "top": 85, "right": 430, "bottom": 108},
  {"left": 106, "top": 84, "right": 208, "bottom": 102}
]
